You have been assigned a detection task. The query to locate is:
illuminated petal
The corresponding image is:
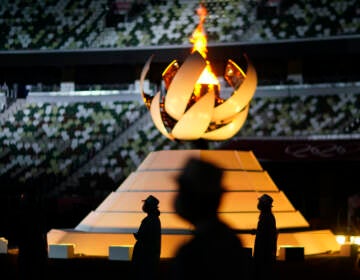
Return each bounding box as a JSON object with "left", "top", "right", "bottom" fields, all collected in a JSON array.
[
  {"left": 150, "top": 91, "right": 174, "bottom": 140},
  {"left": 140, "top": 55, "right": 155, "bottom": 109},
  {"left": 162, "top": 60, "right": 180, "bottom": 89},
  {"left": 172, "top": 90, "right": 215, "bottom": 140},
  {"left": 211, "top": 60, "right": 257, "bottom": 123},
  {"left": 224, "top": 59, "right": 246, "bottom": 89},
  {"left": 165, "top": 51, "right": 207, "bottom": 120},
  {"left": 203, "top": 105, "right": 249, "bottom": 141}
]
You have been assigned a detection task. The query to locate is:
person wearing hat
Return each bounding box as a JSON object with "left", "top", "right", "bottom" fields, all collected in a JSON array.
[
  {"left": 253, "top": 194, "right": 278, "bottom": 280},
  {"left": 131, "top": 195, "right": 161, "bottom": 280},
  {"left": 171, "top": 157, "right": 251, "bottom": 280}
]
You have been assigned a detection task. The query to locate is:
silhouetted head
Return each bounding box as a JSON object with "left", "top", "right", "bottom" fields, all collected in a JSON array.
[
  {"left": 174, "top": 157, "right": 224, "bottom": 224},
  {"left": 257, "top": 194, "right": 273, "bottom": 211},
  {"left": 142, "top": 195, "right": 160, "bottom": 214}
]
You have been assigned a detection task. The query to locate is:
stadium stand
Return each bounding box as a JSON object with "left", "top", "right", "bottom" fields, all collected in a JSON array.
[
  {"left": 0, "top": 0, "right": 359, "bottom": 50},
  {"left": 0, "top": 0, "right": 359, "bottom": 242}
]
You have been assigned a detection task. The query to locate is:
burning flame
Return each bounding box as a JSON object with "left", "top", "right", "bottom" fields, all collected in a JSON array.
[
  {"left": 190, "top": 3, "right": 219, "bottom": 88},
  {"left": 190, "top": 3, "right": 208, "bottom": 58}
]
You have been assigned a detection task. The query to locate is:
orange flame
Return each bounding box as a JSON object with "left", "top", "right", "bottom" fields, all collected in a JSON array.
[
  {"left": 190, "top": 3, "right": 219, "bottom": 87},
  {"left": 190, "top": 3, "right": 207, "bottom": 58}
]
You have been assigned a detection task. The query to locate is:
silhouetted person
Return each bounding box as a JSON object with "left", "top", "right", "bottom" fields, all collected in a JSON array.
[
  {"left": 253, "top": 194, "right": 277, "bottom": 280},
  {"left": 172, "top": 157, "right": 251, "bottom": 280},
  {"left": 131, "top": 195, "right": 161, "bottom": 280},
  {"left": 17, "top": 186, "right": 48, "bottom": 280}
]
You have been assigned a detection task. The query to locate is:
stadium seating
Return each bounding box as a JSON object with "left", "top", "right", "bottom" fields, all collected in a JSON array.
[
  {"left": 0, "top": 99, "right": 147, "bottom": 197},
  {"left": 0, "top": 0, "right": 358, "bottom": 50}
]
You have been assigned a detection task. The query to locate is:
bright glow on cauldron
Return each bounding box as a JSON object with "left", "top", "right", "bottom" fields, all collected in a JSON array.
[{"left": 140, "top": 3, "right": 257, "bottom": 141}]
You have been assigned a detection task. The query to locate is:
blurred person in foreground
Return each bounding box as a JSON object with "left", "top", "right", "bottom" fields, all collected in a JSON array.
[
  {"left": 131, "top": 195, "right": 161, "bottom": 280},
  {"left": 253, "top": 194, "right": 278, "bottom": 280},
  {"left": 172, "top": 157, "right": 251, "bottom": 280}
]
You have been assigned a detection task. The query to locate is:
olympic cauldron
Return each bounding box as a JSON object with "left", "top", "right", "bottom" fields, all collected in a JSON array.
[{"left": 139, "top": 6, "right": 257, "bottom": 142}]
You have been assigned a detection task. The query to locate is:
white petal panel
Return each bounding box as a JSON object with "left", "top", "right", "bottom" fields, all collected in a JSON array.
[
  {"left": 165, "top": 51, "right": 206, "bottom": 120},
  {"left": 203, "top": 105, "right": 249, "bottom": 140},
  {"left": 150, "top": 91, "right": 174, "bottom": 140},
  {"left": 172, "top": 90, "right": 215, "bottom": 140},
  {"left": 211, "top": 61, "right": 257, "bottom": 123}
]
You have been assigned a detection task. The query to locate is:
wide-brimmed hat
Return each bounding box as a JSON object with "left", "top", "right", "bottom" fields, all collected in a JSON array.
[
  {"left": 143, "top": 195, "right": 159, "bottom": 207},
  {"left": 258, "top": 194, "right": 273, "bottom": 206}
]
